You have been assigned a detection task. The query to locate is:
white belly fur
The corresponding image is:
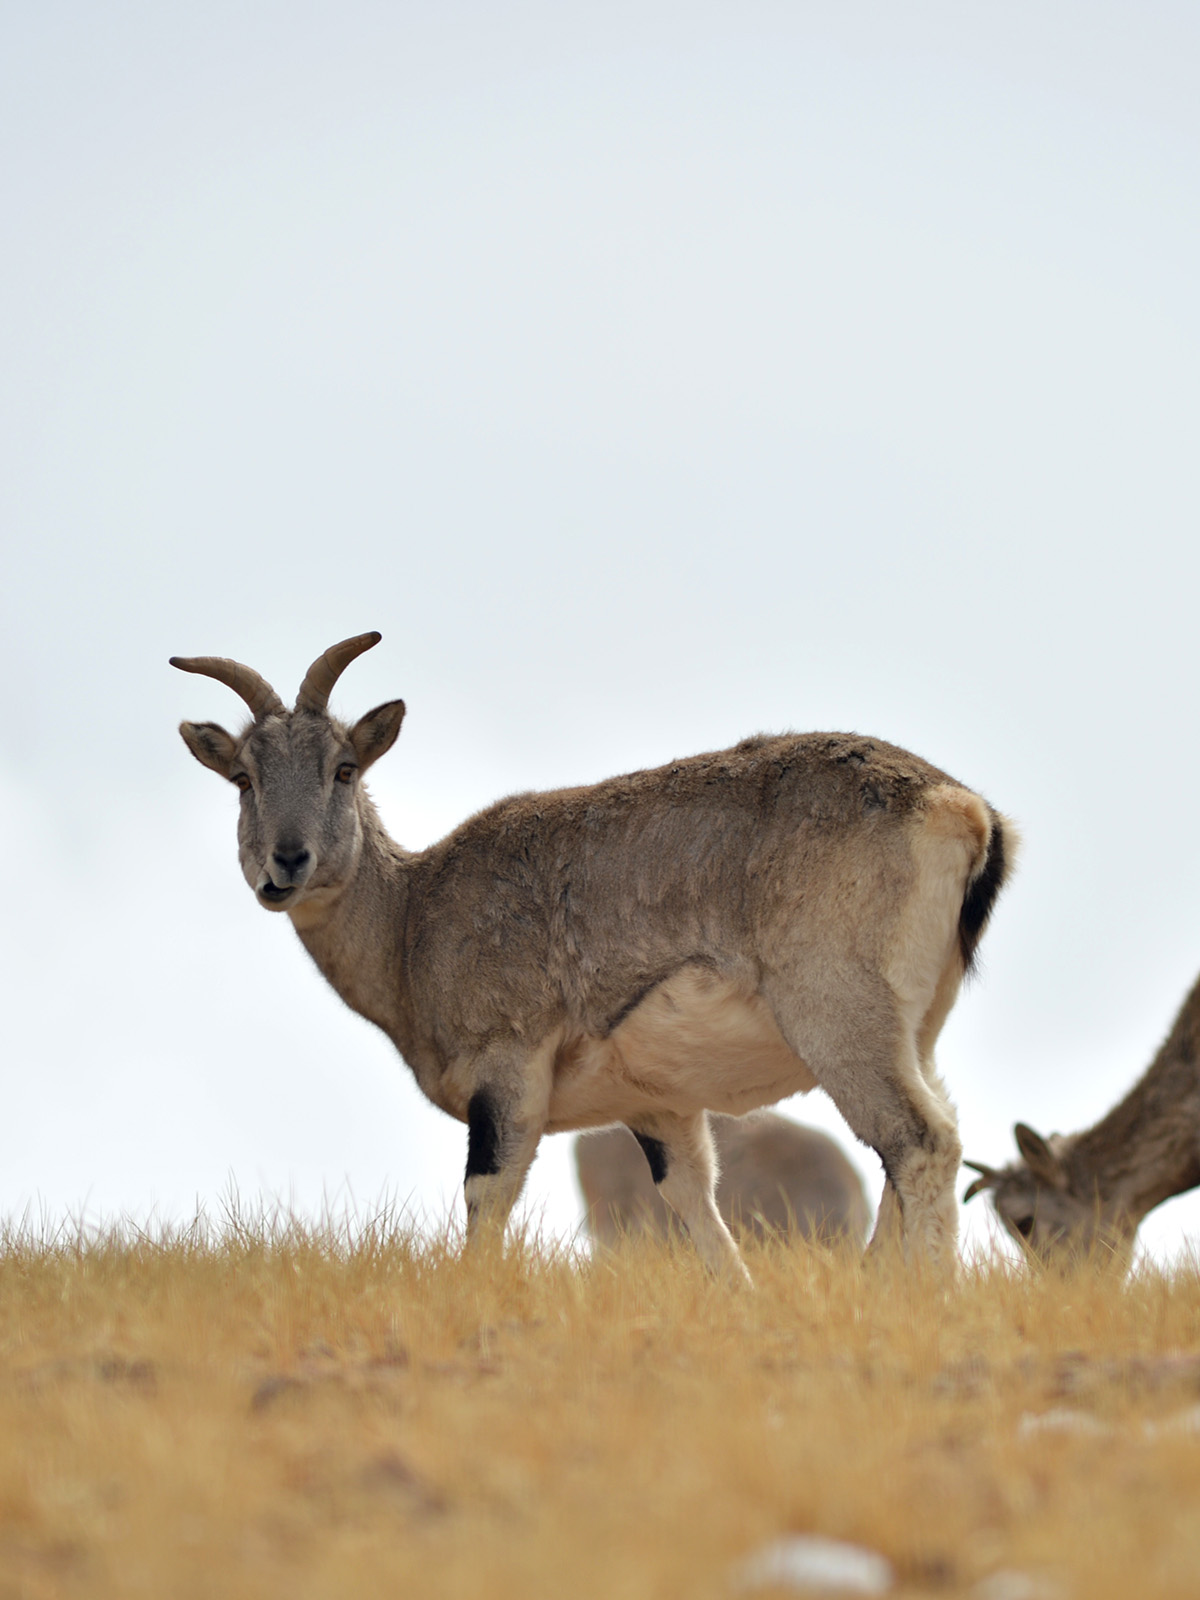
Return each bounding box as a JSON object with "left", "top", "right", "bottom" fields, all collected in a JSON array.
[{"left": 545, "top": 964, "right": 817, "bottom": 1132}]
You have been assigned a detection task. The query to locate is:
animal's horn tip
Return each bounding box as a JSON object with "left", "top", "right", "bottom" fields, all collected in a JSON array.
[
  {"left": 295, "top": 631, "right": 383, "bottom": 712},
  {"left": 963, "top": 1159, "right": 993, "bottom": 1175}
]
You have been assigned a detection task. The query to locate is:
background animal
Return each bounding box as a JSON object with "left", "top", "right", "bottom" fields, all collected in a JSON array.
[
  {"left": 576, "top": 1111, "right": 871, "bottom": 1249},
  {"left": 964, "top": 971, "right": 1200, "bottom": 1263},
  {"left": 172, "top": 632, "right": 1012, "bottom": 1280}
]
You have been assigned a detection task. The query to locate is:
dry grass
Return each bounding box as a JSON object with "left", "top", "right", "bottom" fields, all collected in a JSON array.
[{"left": 3, "top": 1209, "right": 1200, "bottom": 1600}]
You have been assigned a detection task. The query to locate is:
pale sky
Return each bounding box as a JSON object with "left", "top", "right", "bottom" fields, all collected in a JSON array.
[{"left": 4, "top": 1, "right": 1200, "bottom": 1262}]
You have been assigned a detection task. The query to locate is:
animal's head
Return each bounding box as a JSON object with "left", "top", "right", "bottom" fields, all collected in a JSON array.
[
  {"left": 171, "top": 632, "right": 405, "bottom": 915},
  {"left": 964, "top": 1123, "right": 1133, "bottom": 1265}
]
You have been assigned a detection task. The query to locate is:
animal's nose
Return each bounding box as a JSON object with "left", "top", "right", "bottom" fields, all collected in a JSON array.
[{"left": 272, "top": 845, "right": 311, "bottom": 880}]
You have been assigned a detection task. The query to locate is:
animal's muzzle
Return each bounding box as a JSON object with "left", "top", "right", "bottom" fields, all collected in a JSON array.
[
  {"left": 271, "top": 845, "right": 312, "bottom": 883},
  {"left": 257, "top": 842, "right": 316, "bottom": 905}
]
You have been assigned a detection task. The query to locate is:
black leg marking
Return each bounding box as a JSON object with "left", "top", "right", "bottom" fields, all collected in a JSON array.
[
  {"left": 466, "top": 1091, "right": 503, "bottom": 1179},
  {"left": 632, "top": 1132, "right": 669, "bottom": 1186}
]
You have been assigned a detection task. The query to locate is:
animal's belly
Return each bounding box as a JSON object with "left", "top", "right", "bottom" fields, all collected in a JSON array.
[{"left": 545, "top": 966, "right": 817, "bottom": 1132}]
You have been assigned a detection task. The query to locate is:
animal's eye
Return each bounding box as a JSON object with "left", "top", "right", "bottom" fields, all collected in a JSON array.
[
  {"left": 1014, "top": 1216, "right": 1034, "bottom": 1238},
  {"left": 233, "top": 774, "right": 252, "bottom": 793},
  {"left": 335, "top": 763, "right": 357, "bottom": 785}
]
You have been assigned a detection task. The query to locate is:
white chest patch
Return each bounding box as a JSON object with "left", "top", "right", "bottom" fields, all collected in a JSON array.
[{"left": 545, "top": 965, "right": 817, "bottom": 1132}]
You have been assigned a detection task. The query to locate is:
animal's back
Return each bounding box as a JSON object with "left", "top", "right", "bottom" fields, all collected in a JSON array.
[{"left": 405, "top": 730, "right": 990, "bottom": 1045}]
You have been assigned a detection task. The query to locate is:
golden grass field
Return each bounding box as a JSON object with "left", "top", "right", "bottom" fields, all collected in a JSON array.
[{"left": 4, "top": 1211, "right": 1200, "bottom": 1600}]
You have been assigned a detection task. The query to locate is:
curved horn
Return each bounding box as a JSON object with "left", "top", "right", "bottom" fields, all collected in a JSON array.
[
  {"left": 170, "top": 654, "right": 285, "bottom": 720},
  {"left": 294, "top": 631, "right": 382, "bottom": 714},
  {"left": 962, "top": 1159, "right": 1000, "bottom": 1203}
]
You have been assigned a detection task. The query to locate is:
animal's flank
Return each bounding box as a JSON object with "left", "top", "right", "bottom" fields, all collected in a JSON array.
[{"left": 605, "top": 976, "right": 672, "bottom": 1037}]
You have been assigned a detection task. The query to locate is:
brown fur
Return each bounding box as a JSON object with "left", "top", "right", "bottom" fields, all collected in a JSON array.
[
  {"left": 576, "top": 1112, "right": 871, "bottom": 1247},
  {"left": 965, "top": 972, "right": 1200, "bottom": 1263},
  {"left": 173, "top": 636, "right": 1014, "bottom": 1280}
]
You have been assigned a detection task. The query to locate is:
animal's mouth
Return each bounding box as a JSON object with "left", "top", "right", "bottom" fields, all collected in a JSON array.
[{"left": 259, "top": 881, "right": 296, "bottom": 907}]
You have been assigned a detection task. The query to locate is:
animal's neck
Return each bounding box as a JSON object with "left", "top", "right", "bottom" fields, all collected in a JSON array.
[
  {"left": 289, "top": 798, "right": 418, "bottom": 1054},
  {"left": 1070, "top": 976, "right": 1200, "bottom": 1225}
]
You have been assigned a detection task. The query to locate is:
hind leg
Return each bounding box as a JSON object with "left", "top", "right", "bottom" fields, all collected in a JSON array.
[
  {"left": 860, "top": 1054, "right": 963, "bottom": 1258},
  {"left": 770, "top": 978, "right": 962, "bottom": 1272},
  {"left": 628, "top": 1111, "right": 752, "bottom": 1285},
  {"left": 848, "top": 1050, "right": 961, "bottom": 1271},
  {"left": 881, "top": 973, "right": 964, "bottom": 1262}
]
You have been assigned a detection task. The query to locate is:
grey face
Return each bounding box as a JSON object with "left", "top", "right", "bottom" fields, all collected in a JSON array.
[
  {"left": 174, "top": 633, "right": 406, "bottom": 918},
  {"left": 988, "top": 1171, "right": 1104, "bottom": 1260},
  {"left": 232, "top": 713, "right": 365, "bottom": 912},
  {"left": 965, "top": 1121, "right": 1133, "bottom": 1266}
]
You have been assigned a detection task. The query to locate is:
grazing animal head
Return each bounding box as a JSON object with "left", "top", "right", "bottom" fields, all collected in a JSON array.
[
  {"left": 963, "top": 1123, "right": 1131, "bottom": 1264},
  {"left": 171, "top": 632, "right": 406, "bottom": 916}
]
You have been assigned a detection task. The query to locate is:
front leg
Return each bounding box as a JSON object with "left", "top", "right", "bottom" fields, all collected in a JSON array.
[
  {"left": 461, "top": 1039, "right": 554, "bottom": 1248},
  {"left": 630, "top": 1110, "right": 752, "bottom": 1285},
  {"left": 464, "top": 1088, "right": 544, "bottom": 1243}
]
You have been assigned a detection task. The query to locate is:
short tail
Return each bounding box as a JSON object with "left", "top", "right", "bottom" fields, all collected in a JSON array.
[{"left": 958, "top": 807, "right": 1013, "bottom": 975}]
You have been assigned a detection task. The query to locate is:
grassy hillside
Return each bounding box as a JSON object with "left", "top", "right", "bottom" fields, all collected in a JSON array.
[{"left": 2, "top": 1214, "right": 1200, "bottom": 1598}]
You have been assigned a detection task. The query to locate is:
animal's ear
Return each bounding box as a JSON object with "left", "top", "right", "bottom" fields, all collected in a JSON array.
[
  {"left": 1014, "top": 1123, "right": 1066, "bottom": 1189},
  {"left": 350, "top": 699, "right": 406, "bottom": 772},
  {"left": 179, "top": 721, "right": 237, "bottom": 778}
]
